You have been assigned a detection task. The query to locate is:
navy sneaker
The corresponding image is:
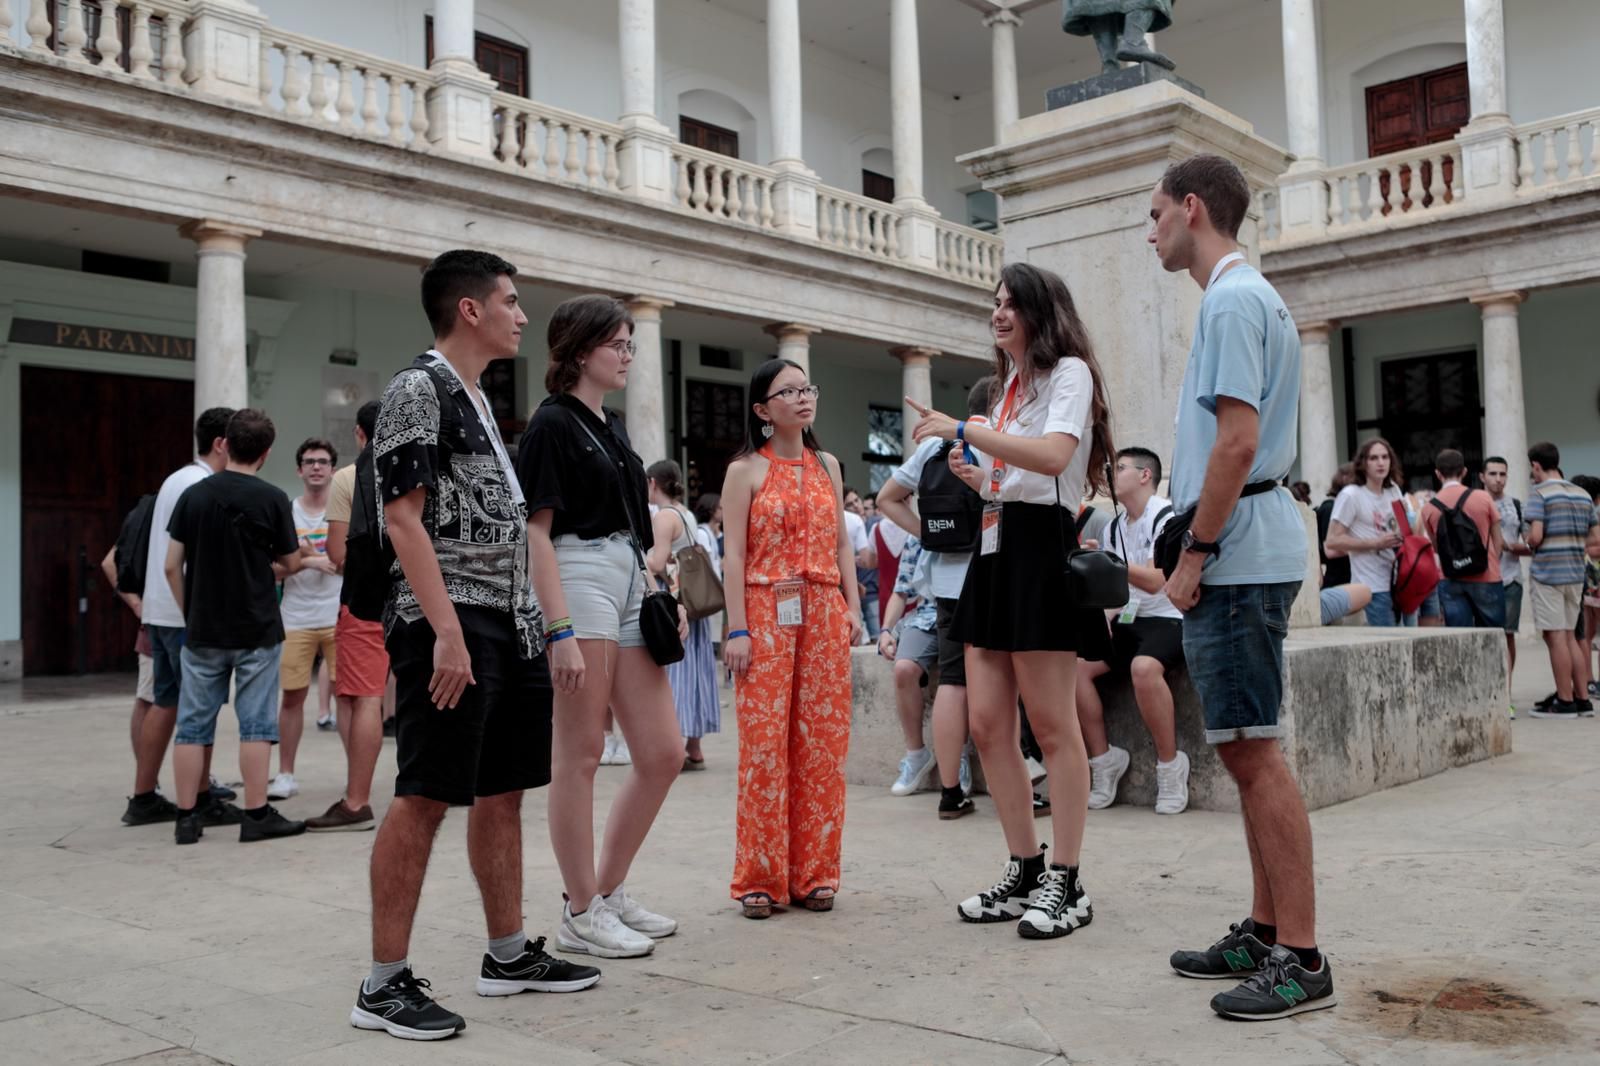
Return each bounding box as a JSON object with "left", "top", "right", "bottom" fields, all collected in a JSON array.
[
  {"left": 1170, "top": 918, "right": 1275, "bottom": 979},
  {"left": 1210, "top": 944, "right": 1337, "bottom": 1021}
]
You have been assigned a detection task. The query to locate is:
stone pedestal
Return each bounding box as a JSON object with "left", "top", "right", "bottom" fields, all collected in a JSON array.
[
  {"left": 1045, "top": 63, "right": 1203, "bottom": 110},
  {"left": 425, "top": 61, "right": 497, "bottom": 161},
  {"left": 616, "top": 118, "right": 678, "bottom": 205},
  {"left": 183, "top": 0, "right": 267, "bottom": 106}
]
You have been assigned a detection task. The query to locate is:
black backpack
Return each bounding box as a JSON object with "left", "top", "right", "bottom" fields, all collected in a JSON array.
[
  {"left": 113, "top": 493, "right": 158, "bottom": 595},
  {"left": 1430, "top": 489, "right": 1490, "bottom": 578},
  {"left": 916, "top": 441, "right": 983, "bottom": 552},
  {"left": 341, "top": 361, "right": 462, "bottom": 623}
]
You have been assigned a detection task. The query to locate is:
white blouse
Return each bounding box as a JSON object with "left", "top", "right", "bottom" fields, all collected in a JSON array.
[{"left": 976, "top": 358, "right": 1094, "bottom": 506}]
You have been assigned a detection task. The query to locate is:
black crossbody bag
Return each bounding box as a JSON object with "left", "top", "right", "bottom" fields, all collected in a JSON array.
[
  {"left": 1151, "top": 480, "right": 1280, "bottom": 578},
  {"left": 1057, "top": 463, "right": 1130, "bottom": 610},
  {"left": 572, "top": 416, "right": 685, "bottom": 666}
]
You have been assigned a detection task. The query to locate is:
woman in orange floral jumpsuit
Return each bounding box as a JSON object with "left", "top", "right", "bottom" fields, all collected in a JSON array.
[{"left": 721, "top": 358, "right": 865, "bottom": 918}]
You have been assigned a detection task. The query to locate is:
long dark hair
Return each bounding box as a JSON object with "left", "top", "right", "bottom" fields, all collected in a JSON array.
[
  {"left": 1354, "top": 437, "right": 1403, "bottom": 490},
  {"left": 993, "top": 263, "right": 1115, "bottom": 498},
  {"left": 736, "top": 358, "right": 824, "bottom": 460}
]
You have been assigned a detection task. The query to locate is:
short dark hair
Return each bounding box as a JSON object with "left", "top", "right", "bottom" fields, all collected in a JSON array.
[
  {"left": 225, "top": 409, "right": 275, "bottom": 465},
  {"left": 356, "top": 400, "right": 381, "bottom": 441},
  {"left": 1571, "top": 474, "right": 1600, "bottom": 502},
  {"left": 1434, "top": 448, "right": 1466, "bottom": 479},
  {"left": 296, "top": 437, "right": 337, "bottom": 468},
  {"left": 694, "top": 492, "right": 720, "bottom": 524},
  {"left": 646, "top": 459, "right": 684, "bottom": 501},
  {"left": 422, "top": 249, "right": 517, "bottom": 338},
  {"left": 843, "top": 485, "right": 861, "bottom": 502},
  {"left": 1528, "top": 441, "right": 1561, "bottom": 471},
  {"left": 1483, "top": 456, "right": 1508, "bottom": 471},
  {"left": 546, "top": 294, "right": 634, "bottom": 394},
  {"left": 1116, "top": 446, "right": 1162, "bottom": 487},
  {"left": 194, "top": 407, "right": 235, "bottom": 456},
  {"left": 1159, "top": 154, "right": 1251, "bottom": 238},
  {"left": 967, "top": 375, "right": 997, "bottom": 418}
]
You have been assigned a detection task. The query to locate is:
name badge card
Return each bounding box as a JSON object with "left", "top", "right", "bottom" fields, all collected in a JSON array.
[
  {"left": 775, "top": 579, "right": 805, "bottom": 626},
  {"left": 1117, "top": 603, "right": 1138, "bottom": 625},
  {"left": 980, "top": 504, "right": 1003, "bottom": 556}
]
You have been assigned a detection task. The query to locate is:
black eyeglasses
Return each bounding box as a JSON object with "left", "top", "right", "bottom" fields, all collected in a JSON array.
[
  {"left": 766, "top": 384, "right": 820, "bottom": 403},
  {"left": 300, "top": 458, "right": 333, "bottom": 467}
]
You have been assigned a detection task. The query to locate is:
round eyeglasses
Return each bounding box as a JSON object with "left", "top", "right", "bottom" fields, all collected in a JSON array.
[{"left": 600, "top": 339, "right": 637, "bottom": 357}]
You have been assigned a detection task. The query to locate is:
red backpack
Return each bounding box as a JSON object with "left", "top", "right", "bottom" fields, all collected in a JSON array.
[{"left": 1390, "top": 499, "right": 1441, "bottom": 615}]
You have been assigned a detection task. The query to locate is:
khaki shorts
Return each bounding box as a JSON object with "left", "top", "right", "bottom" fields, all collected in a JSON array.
[
  {"left": 136, "top": 653, "right": 154, "bottom": 703},
  {"left": 1529, "top": 580, "right": 1582, "bottom": 633},
  {"left": 280, "top": 626, "right": 337, "bottom": 691}
]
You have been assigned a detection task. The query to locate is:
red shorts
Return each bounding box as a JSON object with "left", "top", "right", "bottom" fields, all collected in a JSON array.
[{"left": 335, "top": 605, "right": 390, "bottom": 698}]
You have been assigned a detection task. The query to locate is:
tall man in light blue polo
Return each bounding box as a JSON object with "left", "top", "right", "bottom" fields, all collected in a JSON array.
[{"left": 1147, "top": 154, "right": 1334, "bottom": 1021}]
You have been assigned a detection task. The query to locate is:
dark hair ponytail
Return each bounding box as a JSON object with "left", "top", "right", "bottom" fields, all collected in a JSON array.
[
  {"left": 735, "top": 358, "right": 824, "bottom": 460},
  {"left": 646, "top": 459, "right": 684, "bottom": 501}
]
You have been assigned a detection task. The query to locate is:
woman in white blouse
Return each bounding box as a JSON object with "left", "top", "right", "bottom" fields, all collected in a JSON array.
[{"left": 909, "top": 262, "right": 1115, "bottom": 943}]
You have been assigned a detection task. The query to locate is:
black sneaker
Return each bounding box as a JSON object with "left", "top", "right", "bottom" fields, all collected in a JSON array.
[
  {"left": 938, "top": 792, "right": 976, "bottom": 820},
  {"left": 476, "top": 936, "right": 602, "bottom": 996},
  {"left": 1170, "top": 918, "right": 1276, "bottom": 979},
  {"left": 174, "top": 810, "right": 204, "bottom": 845},
  {"left": 350, "top": 970, "right": 464, "bottom": 1041},
  {"left": 1016, "top": 864, "right": 1092, "bottom": 939},
  {"left": 1579, "top": 699, "right": 1596, "bottom": 718},
  {"left": 1210, "top": 944, "right": 1337, "bottom": 1021},
  {"left": 238, "top": 806, "right": 307, "bottom": 842},
  {"left": 1529, "top": 698, "right": 1586, "bottom": 719},
  {"left": 122, "top": 792, "right": 179, "bottom": 826},
  {"left": 382, "top": 717, "right": 397, "bottom": 738},
  {"left": 201, "top": 798, "right": 244, "bottom": 826},
  {"left": 1033, "top": 793, "right": 1052, "bottom": 818},
  {"left": 957, "top": 848, "right": 1047, "bottom": 923},
  {"left": 208, "top": 777, "right": 238, "bottom": 801}
]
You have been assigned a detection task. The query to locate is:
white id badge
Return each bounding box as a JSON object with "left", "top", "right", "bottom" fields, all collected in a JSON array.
[
  {"left": 775, "top": 579, "right": 804, "bottom": 627},
  {"left": 980, "top": 504, "right": 1003, "bottom": 556},
  {"left": 1117, "top": 603, "right": 1138, "bottom": 625}
]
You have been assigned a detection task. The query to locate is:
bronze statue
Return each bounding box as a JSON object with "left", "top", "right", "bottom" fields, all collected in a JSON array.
[{"left": 1063, "top": 0, "right": 1177, "bottom": 73}]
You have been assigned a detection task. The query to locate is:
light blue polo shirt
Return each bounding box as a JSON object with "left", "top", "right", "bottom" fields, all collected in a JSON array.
[{"left": 1168, "top": 262, "right": 1307, "bottom": 585}]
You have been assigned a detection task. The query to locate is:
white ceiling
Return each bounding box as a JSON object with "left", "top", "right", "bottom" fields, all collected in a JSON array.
[{"left": 698, "top": 0, "right": 1263, "bottom": 98}]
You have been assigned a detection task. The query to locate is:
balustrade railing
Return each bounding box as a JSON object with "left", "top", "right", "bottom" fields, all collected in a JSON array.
[
  {"left": 1515, "top": 107, "right": 1600, "bottom": 191},
  {"left": 817, "top": 190, "right": 901, "bottom": 261},
  {"left": 492, "top": 94, "right": 623, "bottom": 191},
  {"left": 1324, "top": 143, "right": 1463, "bottom": 230},
  {"left": 669, "top": 144, "right": 777, "bottom": 229},
  {"left": 935, "top": 219, "right": 1002, "bottom": 286},
  {"left": 21, "top": 0, "right": 187, "bottom": 86},
  {"left": 260, "top": 28, "right": 432, "bottom": 150}
]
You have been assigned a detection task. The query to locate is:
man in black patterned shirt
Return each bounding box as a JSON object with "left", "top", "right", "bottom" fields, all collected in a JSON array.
[{"left": 351, "top": 250, "right": 599, "bottom": 1043}]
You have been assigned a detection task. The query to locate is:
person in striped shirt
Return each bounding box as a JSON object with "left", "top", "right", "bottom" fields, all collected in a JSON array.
[{"left": 1525, "top": 441, "right": 1598, "bottom": 718}]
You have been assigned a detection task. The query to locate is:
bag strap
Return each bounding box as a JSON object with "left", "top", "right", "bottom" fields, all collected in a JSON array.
[
  {"left": 571, "top": 412, "right": 652, "bottom": 580},
  {"left": 1055, "top": 460, "right": 1119, "bottom": 556}
]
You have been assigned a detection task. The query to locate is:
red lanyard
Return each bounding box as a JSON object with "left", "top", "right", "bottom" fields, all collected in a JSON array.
[{"left": 988, "top": 375, "right": 1023, "bottom": 494}]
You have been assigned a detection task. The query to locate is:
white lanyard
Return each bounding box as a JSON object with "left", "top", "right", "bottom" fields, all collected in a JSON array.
[
  {"left": 1206, "top": 251, "right": 1245, "bottom": 290},
  {"left": 427, "top": 350, "right": 525, "bottom": 506}
]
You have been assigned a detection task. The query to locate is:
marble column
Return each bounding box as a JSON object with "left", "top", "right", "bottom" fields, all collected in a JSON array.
[
  {"left": 889, "top": 0, "right": 925, "bottom": 206},
  {"left": 619, "top": 0, "right": 657, "bottom": 123},
  {"left": 625, "top": 296, "right": 672, "bottom": 465},
  {"left": 890, "top": 346, "right": 936, "bottom": 462},
  {"left": 615, "top": 0, "right": 675, "bottom": 203},
  {"left": 1473, "top": 292, "right": 1530, "bottom": 503},
  {"left": 1296, "top": 321, "right": 1339, "bottom": 497},
  {"left": 433, "top": 0, "right": 474, "bottom": 64},
  {"left": 984, "top": 9, "right": 1020, "bottom": 140},
  {"left": 181, "top": 220, "right": 261, "bottom": 419},
  {"left": 1464, "top": 0, "right": 1508, "bottom": 122},
  {"left": 764, "top": 322, "right": 819, "bottom": 376},
  {"left": 425, "top": 0, "right": 494, "bottom": 158},
  {"left": 1280, "top": 0, "right": 1323, "bottom": 169},
  {"left": 765, "top": 0, "right": 819, "bottom": 237}
]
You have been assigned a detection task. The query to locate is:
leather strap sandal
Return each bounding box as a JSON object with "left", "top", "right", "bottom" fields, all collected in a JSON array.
[
  {"left": 800, "top": 887, "right": 835, "bottom": 912},
  {"left": 740, "top": 893, "right": 774, "bottom": 919}
]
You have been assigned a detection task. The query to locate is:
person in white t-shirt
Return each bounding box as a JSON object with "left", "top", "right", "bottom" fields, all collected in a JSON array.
[
  {"left": 842, "top": 490, "right": 878, "bottom": 641},
  {"left": 1075, "top": 447, "right": 1191, "bottom": 815},
  {"left": 1327, "top": 437, "right": 1412, "bottom": 626},
  {"left": 267, "top": 438, "right": 342, "bottom": 800}
]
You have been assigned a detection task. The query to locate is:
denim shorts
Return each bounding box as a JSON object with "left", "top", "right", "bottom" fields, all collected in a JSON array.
[
  {"left": 1502, "top": 580, "right": 1523, "bottom": 633},
  {"left": 175, "top": 643, "right": 283, "bottom": 746},
  {"left": 553, "top": 532, "right": 644, "bottom": 647},
  {"left": 1438, "top": 579, "right": 1506, "bottom": 629},
  {"left": 1364, "top": 590, "right": 1418, "bottom": 627},
  {"left": 147, "top": 624, "right": 186, "bottom": 708},
  {"left": 1181, "top": 581, "right": 1300, "bottom": 745}
]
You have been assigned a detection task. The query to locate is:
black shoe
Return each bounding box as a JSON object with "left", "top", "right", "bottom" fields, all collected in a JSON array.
[
  {"left": 956, "top": 848, "right": 1047, "bottom": 923},
  {"left": 1017, "top": 865, "right": 1092, "bottom": 939},
  {"left": 382, "top": 717, "right": 397, "bottom": 738},
  {"left": 1529, "top": 698, "right": 1586, "bottom": 719},
  {"left": 122, "top": 792, "right": 179, "bottom": 826},
  {"left": 201, "top": 798, "right": 244, "bottom": 826},
  {"left": 1171, "top": 918, "right": 1276, "bottom": 979},
  {"left": 938, "top": 792, "right": 976, "bottom": 820},
  {"left": 1578, "top": 699, "right": 1596, "bottom": 717},
  {"left": 238, "top": 805, "right": 307, "bottom": 842},
  {"left": 1033, "top": 793, "right": 1052, "bottom": 818},
  {"left": 174, "top": 810, "right": 204, "bottom": 845},
  {"left": 350, "top": 970, "right": 464, "bottom": 1041},
  {"left": 208, "top": 777, "right": 238, "bottom": 801},
  {"left": 1210, "top": 944, "right": 1337, "bottom": 1020},
  {"left": 476, "top": 936, "right": 602, "bottom": 996}
]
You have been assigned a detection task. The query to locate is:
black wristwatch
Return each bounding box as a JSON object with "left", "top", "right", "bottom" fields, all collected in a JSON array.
[{"left": 1181, "top": 529, "right": 1221, "bottom": 557}]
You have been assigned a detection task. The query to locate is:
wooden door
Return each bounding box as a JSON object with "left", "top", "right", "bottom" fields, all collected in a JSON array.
[
  {"left": 683, "top": 380, "right": 746, "bottom": 504},
  {"left": 1377, "top": 352, "right": 1483, "bottom": 492},
  {"left": 20, "top": 367, "right": 192, "bottom": 674},
  {"left": 1366, "top": 62, "right": 1470, "bottom": 212}
]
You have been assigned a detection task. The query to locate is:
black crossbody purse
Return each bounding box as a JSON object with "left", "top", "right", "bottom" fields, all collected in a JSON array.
[
  {"left": 1151, "top": 480, "right": 1281, "bottom": 578},
  {"left": 573, "top": 417, "right": 685, "bottom": 667},
  {"left": 1057, "top": 463, "right": 1130, "bottom": 610}
]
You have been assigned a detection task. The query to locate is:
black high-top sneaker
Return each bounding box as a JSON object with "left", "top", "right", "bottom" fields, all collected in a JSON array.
[
  {"left": 1016, "top": 864, "right": 1092, "bottom": 939},
  {"left": 956, "top": 848, "right": 1047, "bottom": 923}
]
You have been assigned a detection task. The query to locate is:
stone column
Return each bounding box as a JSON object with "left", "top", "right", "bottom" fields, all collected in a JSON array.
[
  {"left": 1275, "top": 0, "right": 1327, "bottom": 238},
  {"left": 181, "top": 220, "right": 262, "bottom": 419},
  {"left": 425, "top": 0, "right": 496, "bottom": 159},
  {"left": 1296, "top": 321, "right": 1339, "bottom": 497},
  {"left": 625, "top": 297, "right": 673, "bottom": 465},
  {"left": 764, "top": 322, "right": 819, "bottom": 376},
  {"left": 984, "top": 9, "right": 1021, "bottom": 140},
  {"left": 616, "top": 0, "right": 676, "bottom": 204},
  {"left": 434, "top": 0, "right": 474, "bottom": 63},
  {"left": 183, "top": 0, "right": 268, "bottom": 106},
  {"left": 1458, "top": 0, "right": 1516, "bottom": 202},
  {"left": 1473, "top": 292, "right": 1530, "bottom": 503},
  {"left": 890, "top": 0, "right": 941, "bottom": 269},
  {"left": 766, "top": 0, "right": 819, "bottom": 238},
  {"left": 891, "top": 346, "right": 937, "bottom": 461}
]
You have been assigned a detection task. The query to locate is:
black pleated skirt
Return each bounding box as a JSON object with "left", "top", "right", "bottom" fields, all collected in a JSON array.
[{"left": 950, "top": 502, "right": 1114, "bottom": 658}]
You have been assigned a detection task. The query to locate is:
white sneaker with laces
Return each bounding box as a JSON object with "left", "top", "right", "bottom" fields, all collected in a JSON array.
[
  {"left": 1154, "top": 752, "right": 1191, "bottom": 815},
  {"left": 890, "top": 747, "right": 935, "bottom": 796},
  {"left": 557, "top": 894, "right": 654, "bottom": 958},
  {"left": 611, "top": 735, "right": 632, "bottom": 766},
  {"left": 599, "top": 734, "right": 617, "bottom": 766},
  {"left": 608, "top": 883, "right": 677, "bottom": 939},
  {"left": 1086, "top": 746, "right": 1129, "bottom": 810},
  {"left": 267, "top": 772, "right": 299, "bottom": 800}
]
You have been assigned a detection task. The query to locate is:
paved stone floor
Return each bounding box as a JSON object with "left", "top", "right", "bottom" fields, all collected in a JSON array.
[{"left": 1, "top": 639, "right": 1597, "bottom": 1065}]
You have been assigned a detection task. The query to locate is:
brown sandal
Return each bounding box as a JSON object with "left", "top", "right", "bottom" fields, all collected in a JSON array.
[
  {"left": 740, "top": 893, "right": 774, "bottom": 919},
  {"left": 801, "top": 888, "right": 835, "bottom": 912}
]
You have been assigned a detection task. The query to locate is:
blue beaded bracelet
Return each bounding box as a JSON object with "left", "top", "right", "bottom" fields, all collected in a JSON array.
[
  {"left": 546, "top": 629, "right": 576, "bottom": 643},
  {"left": 727, "top": 629, "right": 751, "bottom": 640}
]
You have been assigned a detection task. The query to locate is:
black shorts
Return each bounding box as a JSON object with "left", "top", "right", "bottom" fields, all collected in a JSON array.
[
  {"left": 386, "top": 606, "right": 553, "bottom": 806},
  {"left": 935, "top": 598, "right": 966, "bottom": 687},
  {"left": 1106, "top": 617, "right": 1186, "bottom": 673}
]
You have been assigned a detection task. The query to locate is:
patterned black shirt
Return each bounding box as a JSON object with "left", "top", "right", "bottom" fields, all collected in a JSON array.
[{"left": 372, "top": 352, "right": 543, "bottom": 659}]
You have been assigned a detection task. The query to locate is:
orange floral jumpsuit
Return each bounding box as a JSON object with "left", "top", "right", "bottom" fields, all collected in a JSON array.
[{"left": 730, "top": 446, "right": 853, "bottom": 906}]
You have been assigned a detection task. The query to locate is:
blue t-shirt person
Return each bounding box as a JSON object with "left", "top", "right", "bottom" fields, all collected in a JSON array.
[{"left": 1168, "top": 261, "right": 1306, "bottom": 586}]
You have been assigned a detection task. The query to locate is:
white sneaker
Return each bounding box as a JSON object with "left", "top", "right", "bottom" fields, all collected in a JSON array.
[
  {"left": 610, "top": 736, "right": 632, "bottom": 766},
  {"left": 1086, "top": 746, "right": 1129, "bottom": 810},
  {"left": 1154, "top": 751, "right": 1191, "bottom": 815},
  {"left": 557, "top": 894, "right": 654, "bottom": 958},
  {"left": 608, "top": 883, "right": 677, "bottom": 939},
  {"left": 890, "top": 747, "right": 935, "bottom": 796},
  {"left": 599, "top": 734, "right": 617, "bottom": 766},
  {"left": 267, "top": 772, "right": 299, "bottom": 800},
  {"left": 1023, "top": 754, "right": 1048, "bottom": 785}
]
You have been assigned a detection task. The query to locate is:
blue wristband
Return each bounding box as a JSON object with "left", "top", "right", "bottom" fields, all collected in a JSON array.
[
  {"left": 955, "top": 421, "right": 966, "bottom": 442},
  {"left": 727, "top": 629, "right": 750, "bottom": 640},
  {"left": 546, "top": 629, "right": 576, "bottom": 644}
]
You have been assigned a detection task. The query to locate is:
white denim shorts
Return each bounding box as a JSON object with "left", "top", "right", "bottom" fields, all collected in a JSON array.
[{"left": 553, "top": 532, "right": 645, "bottom": 648}]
